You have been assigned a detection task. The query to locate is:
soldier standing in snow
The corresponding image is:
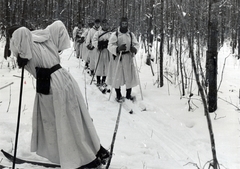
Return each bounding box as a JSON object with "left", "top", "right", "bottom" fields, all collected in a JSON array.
[
  {"left": 72, "top": 22, "right": 84, "bottom": 59},
  {"left": 85, "top": 19, "right": 101, "bottom": 76},
  {"left": 4, "top": 20, "right": 109, "bottom": 169},
  {"left": 81, "top": 22, "right": 94, "bottom": 69},
  {"left": 92, "top": 19, "right": 111, "bottom": 86},
  {"left": 107, "top": 17, "right": 139, "bottom": 102}
]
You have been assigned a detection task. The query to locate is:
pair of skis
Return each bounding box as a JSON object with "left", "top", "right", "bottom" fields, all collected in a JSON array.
[
  {"left": 1, "top": 149, "right": 60, "bottom": 168},
  {"left": 1, "top": 149, "right": 107, "bottom": 169},
  {"left": 1, "top": 103, "right": 124, "bottom": 169}
]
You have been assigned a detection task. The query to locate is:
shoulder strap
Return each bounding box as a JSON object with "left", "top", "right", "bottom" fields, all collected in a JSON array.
[
  {"left": 129, "top": 32, "right": 133, "bottom": 47},
  {"left": 98, "top": 31, "right": 110, "bottom": 39}
]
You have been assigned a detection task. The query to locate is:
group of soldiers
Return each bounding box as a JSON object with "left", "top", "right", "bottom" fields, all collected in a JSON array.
[
  {"left": 72, "top": 17, "right": 140, "bottom": 103},
  {"left": 4, "top": 17, "right": 141, "bottom": 168}
]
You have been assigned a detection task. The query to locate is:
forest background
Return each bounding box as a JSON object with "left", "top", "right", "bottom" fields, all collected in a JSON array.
[{"left": 0, "top": 0, "right": 239, "bottom": 51}]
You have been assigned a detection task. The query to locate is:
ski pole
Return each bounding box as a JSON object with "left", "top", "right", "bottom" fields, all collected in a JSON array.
[
  {"left": 90, "top": 50, "right": 102, "bottom": 85},
  {"left": 108, "top": 52, "right": 122, "bottom": 101},
  {"left": 105, "top": 103, "right": 122, "bottom": 169},
  {"left": 79, "top": 44, "right": 83, "bottom": 68},
  {"left": 68, "top": 49, "right": 75, "bottom": 60},
  {"left": 133, "top": 54, "right": 143, "bottom": 100},
  {"left": 12, "top": 66, "right": 25, "bottom": 169},
  {"left": 80, "top": 42, "right": 83, "bottom": 59},
  {"left": 149, "top": 59, "right": 155, "bottom": 76}
]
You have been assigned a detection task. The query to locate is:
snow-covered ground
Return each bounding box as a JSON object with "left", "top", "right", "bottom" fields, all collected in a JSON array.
[{"left": 0, "top": 39, "right": 239, "bottom": 169}]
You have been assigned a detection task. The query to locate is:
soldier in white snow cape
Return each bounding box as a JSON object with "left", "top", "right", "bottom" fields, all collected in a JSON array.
[
  {"left": 85, "top": 19, "right": 101, "bottom": 76},
  {"left": 72, "top": 22, "right": 84, "bottom": 59},
  {"left": 4, "top": 20, "right": 109, "bottom": 169},
  {"left": 92, "top": 19, "right": 112, "bottom": 86},
  {"left": 107, "top": 17, "right": 139, "bottom": 103},
  {"left": 81, "top": 22, "right": 94, "bottom": 70}
]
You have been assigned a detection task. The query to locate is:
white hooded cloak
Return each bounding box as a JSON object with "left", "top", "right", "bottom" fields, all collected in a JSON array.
[{"left": 9, "top": 20, "right": 100, "bottom": 169}]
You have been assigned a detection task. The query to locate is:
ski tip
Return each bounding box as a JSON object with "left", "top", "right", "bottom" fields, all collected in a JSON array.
[
  {"left": 1, "top": 149, "right": 8, "bottom": 156},
  {"left": 129, "top": 110, "right": 134, "bottom": 114}
]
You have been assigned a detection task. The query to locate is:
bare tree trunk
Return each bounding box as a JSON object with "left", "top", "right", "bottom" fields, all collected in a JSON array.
[
  {"left": 206, "top": 0, "right": 218, "bottom": 113},
  {"left": 103, "top": 0, "right": 107, "bottom": 19},
  {"left": 238, "top": 0, "right": 240, "bottom": 59},
  {"left": 5, "top": 0, "right": 10, "bottom": 26},
  {"left": 169, "top": 0, "right": 174, "bottom": 56},
  {"left": 82, "top": 0, "right": 86, "bottom": 24},
  {"left": 132, "top": 0, "right": 136, "bottom": 33},
  {"left": 159, "top": 0, "right": 164, "bottom": 87},
  {"left": 121, "top": 0, "right": 125, "bottom": 17},
  {"left": 149, "top": 0, "right": 154, "bottom": 45},
  {"left": 179, "top": 36, "right": 185, "bottom": 96},
  {"left": 220, "top": 5, "right": 225, "bottom": 46},
  {"left": 21, "top": 0, "right": 27, "bottom": 26},
  {"left": 166, "top": 0, "right": 170, "bottom": 55}
]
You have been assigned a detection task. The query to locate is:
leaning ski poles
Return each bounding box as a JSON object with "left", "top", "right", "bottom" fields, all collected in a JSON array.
[
  {"left": 108, "top": 52, "right": 122, "bottom": 101},
  {"left": 149, "top": 59, "right": 155, "bottom": 76},
  {"left": 133, "top": 54, "right": 143, "bottom": 100},
  {"left": 12, "top": 66, "right": 25, "bottom": 169},
  {"left": 105, "top": 103, "right": 122, "bottom": 169},
  {"left": 144, "top": 38, "right": 155, "bottom": 76},
  {"left": 90, "top": 50, "right": 102, "bottom": 85}
]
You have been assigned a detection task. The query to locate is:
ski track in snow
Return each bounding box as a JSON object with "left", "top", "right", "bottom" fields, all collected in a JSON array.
[{"left": 61, "top": 48, "right": 210, "bottom": 169}]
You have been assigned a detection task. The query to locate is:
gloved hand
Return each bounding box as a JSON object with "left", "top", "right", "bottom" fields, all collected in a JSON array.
[
  {"left": 77, "top": 37, "right": 84, "bottom": 44},
  {"left": 87, "top": 44, "right": 94, "bottom": 50},
  {"left": 146, "top": 54, "right": 151, "bottom": 66},
  {"left": 116, "top": 44, "right": 126, "bottom": 53},
  {"left": 130, "top": 46, "right": 137, "bottom": 54},
  {"left": 17, "top": 55, "right": 29, "bottom": 68},
  {"left": 4, "top": 43, "right": 11, "bottom": 60}
]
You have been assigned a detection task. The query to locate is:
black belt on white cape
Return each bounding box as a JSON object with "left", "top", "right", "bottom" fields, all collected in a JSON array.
[
  {"left": 49, "top": 64, "right": 62, "bottom": 74},
  {"left": 35, "top": 64, "right": 62, "bottom": 95}
]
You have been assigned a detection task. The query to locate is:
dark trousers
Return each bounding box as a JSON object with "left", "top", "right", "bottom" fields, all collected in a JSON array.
[
  {"left": 115, "top": 88, "right": 122, "bottom": 99},
  {"left": 126, "top": 88, "right": 132, "bottom": 99},
  {"left": 97, "top": 76, "right": 106, "bottom": 84},
  {"left": 115, "top": 87, "right": 132, "bottom": 99}
]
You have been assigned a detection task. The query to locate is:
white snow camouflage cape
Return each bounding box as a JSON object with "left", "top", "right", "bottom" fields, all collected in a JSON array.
[
  {"left": 107, "top": 27, "right": 139, "bottom": 89},
  {"left": 9, "top": 20, "right": 100, "bottom": 169}
]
